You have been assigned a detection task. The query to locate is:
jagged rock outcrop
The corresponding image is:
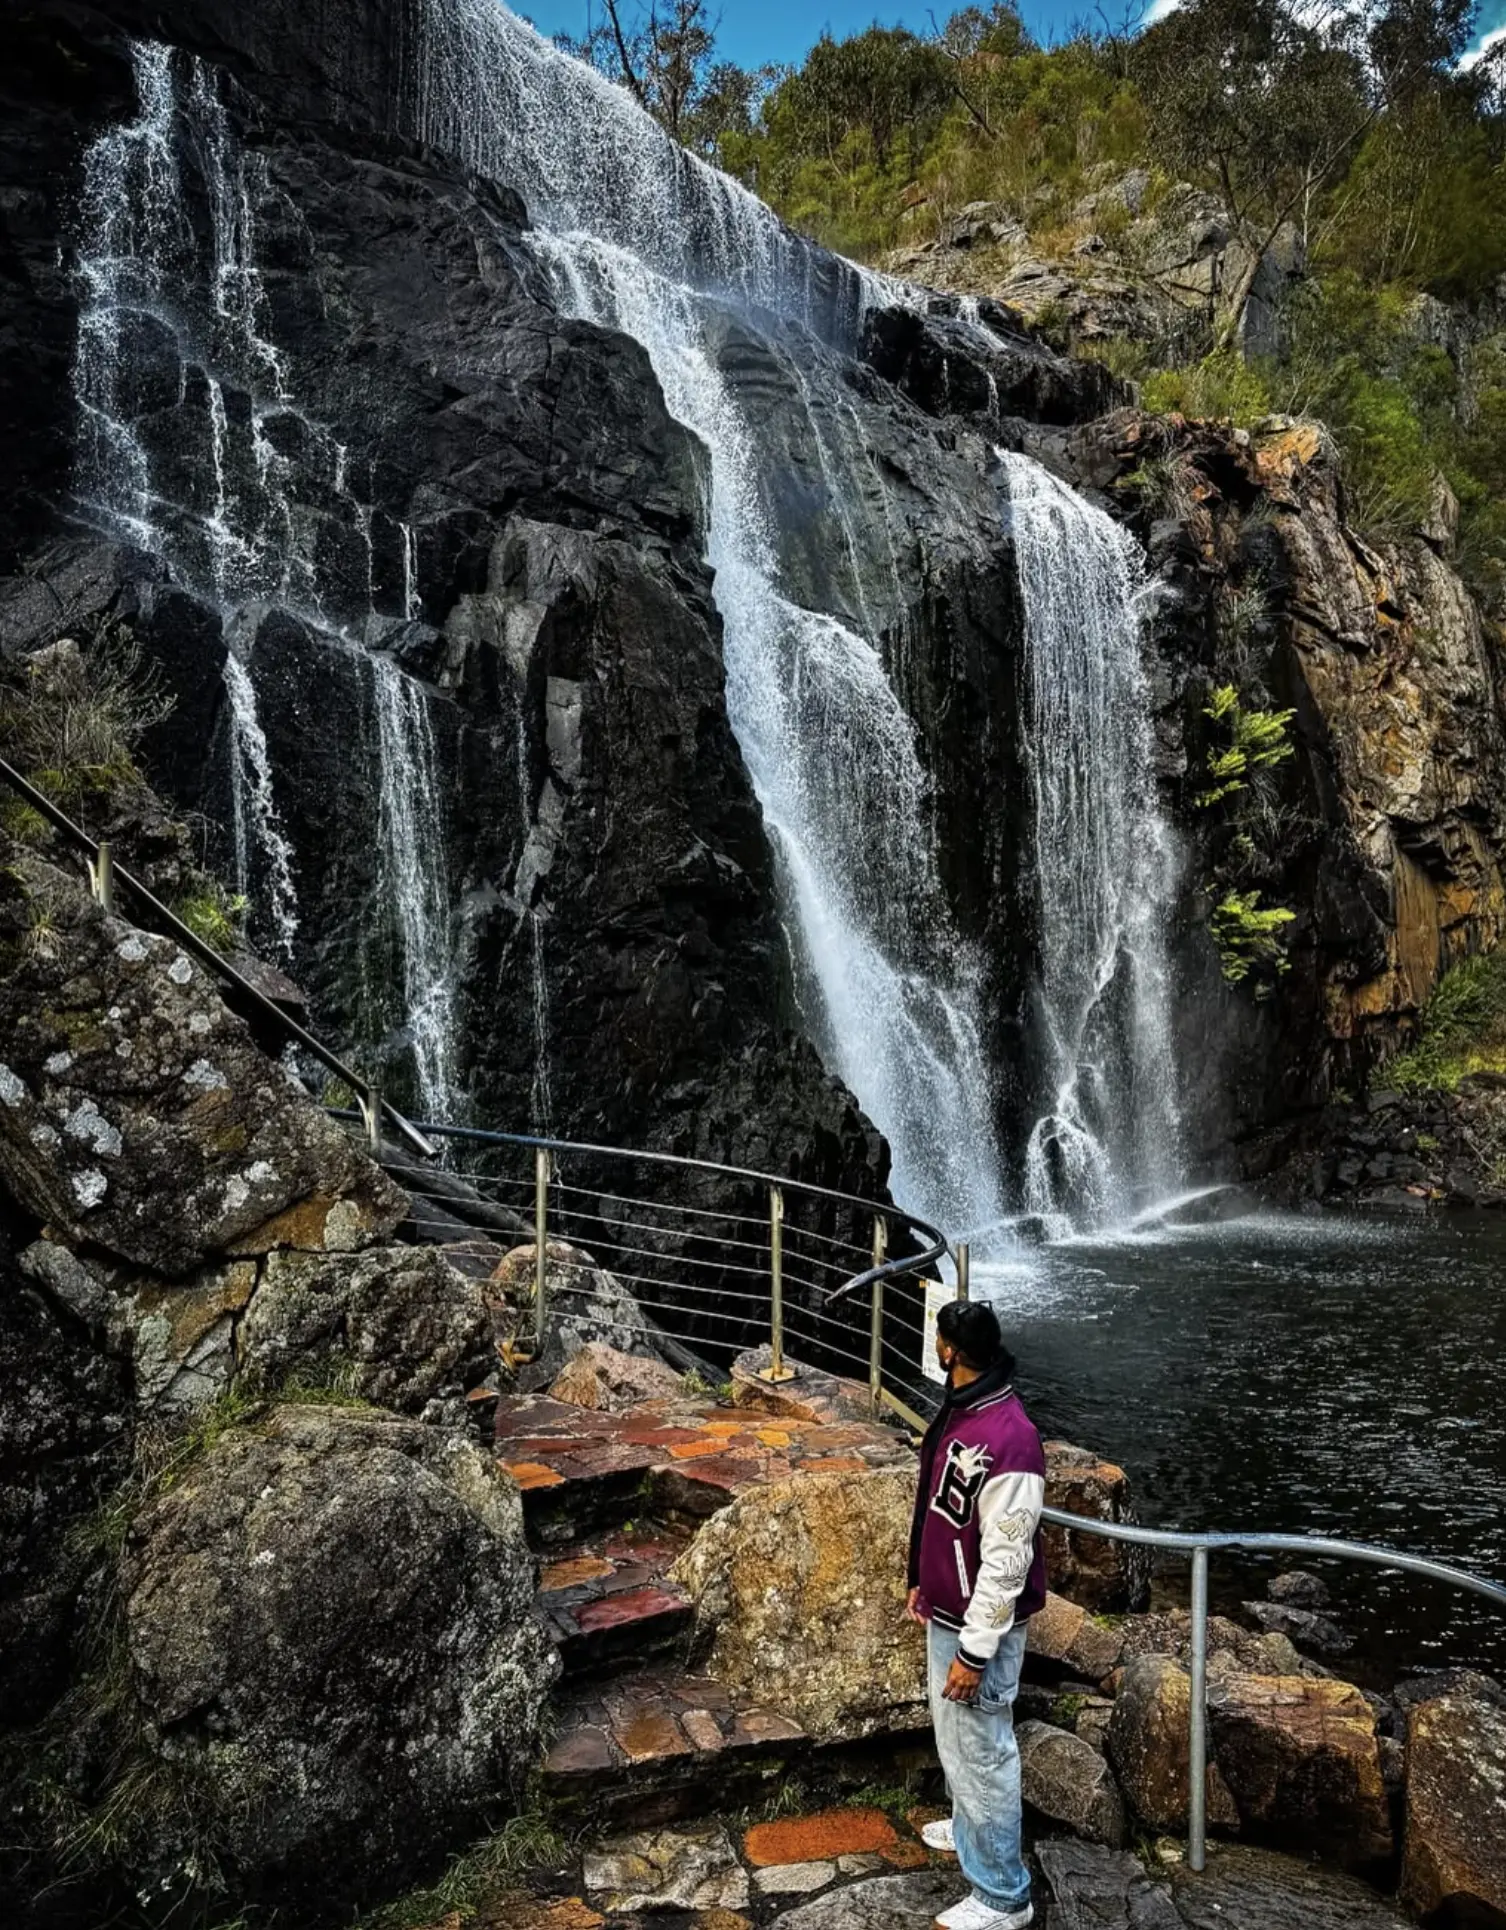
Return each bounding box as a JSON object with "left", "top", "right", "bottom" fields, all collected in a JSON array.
[
  {"left": 885, "top": 173, "right": 1304, "bottom": 361},
  {"left": 0, "top": 1214, "right": 130, "bottom": 1728},
  {"left": 0, "top": 844, "right": 404, "bottom": 1277},
  {"left": 121, "top": 1403, "right": 555, "bottom": 1907}
]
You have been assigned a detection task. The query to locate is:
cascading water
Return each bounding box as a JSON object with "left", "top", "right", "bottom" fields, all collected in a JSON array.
[
  {"left": 403, "top": 3, "right": 1007, "bottom": 1235},
  {"left": 1002, "top": 452, "right": 1181, "bottom": 1231},
  {"left": 70, "top": 43, "right": 462, "bottom": 1111},
  {"left": 370, "top": 655, "right": 462, "bottom": 1121}
]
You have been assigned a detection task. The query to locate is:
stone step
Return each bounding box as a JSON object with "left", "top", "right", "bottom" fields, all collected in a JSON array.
[
  {"left": 497, "top": 1391, "right": 913, "bottom": 1545},
  {"left": 538, "top": 1525, "right": 695, "bottom": 1676},
  {"left": 541, "top": 1665, "right": 810, "bottom": 1825}
]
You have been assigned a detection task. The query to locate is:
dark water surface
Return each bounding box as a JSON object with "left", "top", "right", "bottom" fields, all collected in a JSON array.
[{"left": 974, "top": 1209, "right": 1506, "bottom": 1682}]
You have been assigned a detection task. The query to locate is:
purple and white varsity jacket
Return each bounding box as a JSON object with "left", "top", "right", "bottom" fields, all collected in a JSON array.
[{"left": 907, "top": 1360, "right": 1048, "bottom": 1668}]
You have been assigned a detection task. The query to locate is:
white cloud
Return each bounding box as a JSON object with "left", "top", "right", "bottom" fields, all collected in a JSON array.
[{"left": 1461, "top": 23, "right": 1506, "bottom": 70}]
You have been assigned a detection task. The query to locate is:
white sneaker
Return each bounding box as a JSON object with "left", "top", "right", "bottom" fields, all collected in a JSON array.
[
  {"left": 933, "top": 1896, "right": 1034, "bottom": 1930},
  {"left": 921, "top": 1817, "right": 956, "bottom": 1851}
]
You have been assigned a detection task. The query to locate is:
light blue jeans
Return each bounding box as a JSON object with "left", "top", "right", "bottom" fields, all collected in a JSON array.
[{"left": 928, "top": 1619, "right": 1030, "bottom": 1914}]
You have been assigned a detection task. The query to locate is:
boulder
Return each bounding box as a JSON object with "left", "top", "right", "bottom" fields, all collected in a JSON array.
[
  {"left": 1118, "top": 1609, "right": 1304, "bottom": 1677},
  {"left": 1043, "top": 1442, "right": 1150, "bottom": 1611},
  {"left": 1018, "top": 1720, "right": 1127, "bottom": 1846},
  {"left": 1025, "top": 1590, "right": 1126, "bottom": 1681},
  {"left": 1393, "top": 1668, "right": 1506, "bottom": 1714},
  {"left": 1242, "top": 1598, "right": 1352, "bottom": 1656},
  {"left": 1266, "top": 1569, "right": 1329, "bottom": 1609},
  {"left": 490, "top": 1242, "right": 652, "bottom": 1365},
  {"left": 548, "top": 1340, "right": 683, "bottom": 1412},
  {"left": 236, "top": 1243, "right": 494, "bottom": 1416},
  {"left": 1207, "top": 1672, "right": 1392, "bottom": 1871},
  {"left": 1105, "top": 1656, "right": 1239, "bottom": 1833},
  {"left": 670, "top": 1466, "right": 927, "bottom": 1742},
  {"left": 1401, "top": 1694, "right": 1506, "bottom": 1926},
  {"left": 0, "top": 856, "right": 403, "bottom": 1277},
  {"left": 120, "top": 1404, "right": 556, "bottom": 1906}
]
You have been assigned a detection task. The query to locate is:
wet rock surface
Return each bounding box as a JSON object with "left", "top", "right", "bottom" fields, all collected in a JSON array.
[{"left": 122, "top": 1402, "right": 555, "bottom": 1907}]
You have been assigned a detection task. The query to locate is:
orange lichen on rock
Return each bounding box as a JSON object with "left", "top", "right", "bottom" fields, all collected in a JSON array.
[{"left": 743, "top": 1805, "right": 900, "bottom": 1867}]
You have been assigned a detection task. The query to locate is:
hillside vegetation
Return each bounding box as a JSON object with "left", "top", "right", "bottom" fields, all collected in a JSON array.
[{"left": 565, "top": 0, "right": 1506, "bottom": 617}]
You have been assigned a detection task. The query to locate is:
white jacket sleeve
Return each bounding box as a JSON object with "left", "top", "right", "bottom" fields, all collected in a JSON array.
[{"left": 956, "top": 1470, "right": 1044, "bottom": 1668}]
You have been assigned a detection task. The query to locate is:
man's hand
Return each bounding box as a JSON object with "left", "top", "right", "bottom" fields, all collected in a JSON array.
[
  {"left": 943, "top": 1657, "right": 983, "bottom": 1703},
  {"left": 904, "top": 1588, "right": 926, "bottom": 1625}
]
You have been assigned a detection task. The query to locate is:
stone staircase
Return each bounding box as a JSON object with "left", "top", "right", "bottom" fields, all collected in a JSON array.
[{"left": 493, "top": 1379, "right": 919, "bottom": 1824}]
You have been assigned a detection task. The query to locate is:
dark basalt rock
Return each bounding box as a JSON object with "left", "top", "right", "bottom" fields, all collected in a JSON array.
[{"left": 120, "top": 1403, "right": 556, "bottom": 1909}]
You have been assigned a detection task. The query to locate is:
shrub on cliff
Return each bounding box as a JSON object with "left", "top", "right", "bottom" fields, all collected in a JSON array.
[{"left": 1385, "top": 948, "right": 1506, "bottom": 1090}]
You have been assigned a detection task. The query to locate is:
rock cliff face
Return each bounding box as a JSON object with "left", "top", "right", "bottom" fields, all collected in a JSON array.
[
  {"left": 2, "top": 0, "right": 1504, "bottom": 1210},
  {"left": 1020, "top": 408, "right": 1506, "bottom": 1164}
]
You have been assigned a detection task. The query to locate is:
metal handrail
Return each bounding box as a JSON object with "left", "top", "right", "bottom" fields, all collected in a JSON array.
[
  {"left": 357, "top": 1116, "right": 951, "bottom": 1370},
  {"left": 1035, "top": 1507, "right": 1506, "bottom": 1872},
  {"left": 0, "top": 752, "right": 436, "bottom": 1161}
]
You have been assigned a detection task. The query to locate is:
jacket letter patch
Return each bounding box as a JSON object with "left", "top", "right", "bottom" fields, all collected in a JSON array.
[{"left": 930, "top": 1440, "right": 992, "bottom": 1528}]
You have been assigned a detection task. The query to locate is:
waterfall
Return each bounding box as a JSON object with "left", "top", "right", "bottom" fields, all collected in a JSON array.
[
  {"left": 71, "top": 44, "right": 463, "bottom": 1110},
  {"left": 71, "top": 41, "right": 299, "bottom": 937},
  {"left": 222, "top": 647, "right": 299, "bottom": 952},
  {"left": 398, "top": 4, "right": 1006, "bottom": 1233},
  {"left": 1002, "top": 452, "right": 1181, "bottom": 1230},
  {"left": 371, "top": 654, "right": 462, "bottom": 1123}
]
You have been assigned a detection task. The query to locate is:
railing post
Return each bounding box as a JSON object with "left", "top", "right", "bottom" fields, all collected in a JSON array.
[
  {"left": 1188, "top": 1543, "right": 1209, "bottom": 1872},
  {"left": 757, "top": 1183, "right": 794, "bottom": 1383},
  {"left": 89, "top": 839, "right": 114, "bottom": 915},
  {"left": 956, "top": 1239, "right": 970, "bottom": 1301},
  {"left": 868, "top": 1215, "right": 887, "bottom": 1414},
  {"left": 534, "top": 1145, "right": 550, "bottom": 1352}
]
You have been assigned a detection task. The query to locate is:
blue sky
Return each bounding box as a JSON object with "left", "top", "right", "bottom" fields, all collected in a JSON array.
[{"left": 522, "top": 0, "right": 1506, "bottom": 74}]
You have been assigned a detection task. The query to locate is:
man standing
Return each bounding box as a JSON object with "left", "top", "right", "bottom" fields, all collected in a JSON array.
[{"left": 906, "top": 1298, "right": 1047, "bottom": 1930}]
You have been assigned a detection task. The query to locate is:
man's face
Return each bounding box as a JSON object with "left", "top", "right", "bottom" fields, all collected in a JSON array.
[{"left": 935, "top": 1334, "right": 955, "bottom": 1377}]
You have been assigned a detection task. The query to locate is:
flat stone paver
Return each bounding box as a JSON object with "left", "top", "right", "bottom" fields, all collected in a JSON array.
[
  {"left": 583, "top": 1822, "right": 750, "bottom": 1913},
  {"left": 744, "top": 1808, "right": 900, "bottom": 1867},
  {"left": 497, "top": 1392, "right": 912, "bottom": 1517},
  {"left": 754, "top": 1860, "right": 838, "bottom": 1895}
]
